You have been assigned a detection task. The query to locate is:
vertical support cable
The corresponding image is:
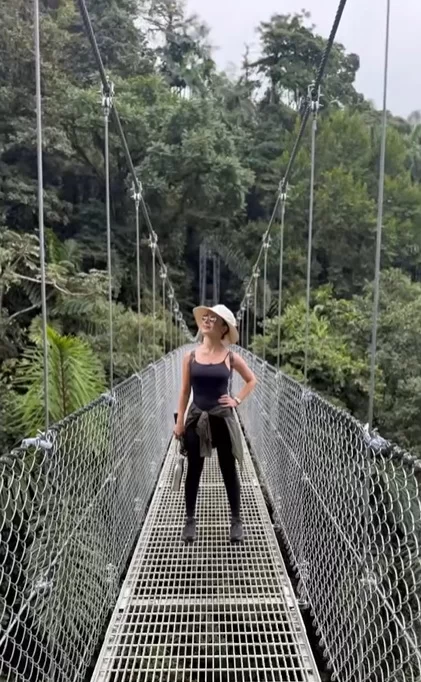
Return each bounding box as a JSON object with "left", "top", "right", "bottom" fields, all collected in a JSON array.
[
  {"left": 174, "top": 303, "right": 179, "bottom": 348},
  {"left": 304, "top": 86, "right": 320, "bottom": 385},
  {"left": 262, "top": 238, "right": 270, "bottom": 361},
  {"left": 213, "top": 255, "right": 220, "bottom": 305},
  {"left": 149, "top": 232, "right": 158, "bottom": 361},
  {"left": 277, "top": 189, "right": 287, "bottom": 370},
  {"left": 368, "top": 0, "right": 390, "bottom": 429},
  {"left": 200, "top": 244, "right": 207, "bottom": 306},
  {"left": 160, "top": 266, "right": 167, "bottom": 354},
  {"left": 241, "top": 308, "right": 246, "bottom": 348},
  {"left": 168, "top": 289, "right": 174, "bottom": 351},
  {"left": 132, "top": 187, "right": 142, "bottom": 370},
  {"left": 253, "top": 268, "right": 260, "bottom": 342},
  {"left": 246, "top": 293, "right": 251, "bottom": 350},
  {"left": 34, "top": 0, "right": 49, "bottom": 433},
  {"left": 102, "top": 81, "right": 114, "bottom": 390}
]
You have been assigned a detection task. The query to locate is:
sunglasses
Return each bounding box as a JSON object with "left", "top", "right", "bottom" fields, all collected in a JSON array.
[{"left": 202, "top": 314, "right": 219, "bottom": 323}]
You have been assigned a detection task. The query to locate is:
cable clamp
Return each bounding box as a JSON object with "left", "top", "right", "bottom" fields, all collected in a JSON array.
[
  {"left": 279, "top": 179, "right": 288, "bottom": 203},
  {"left": 131, "top": 181, "right": 143, "bottom": 205},
  {"left": 102, "top": 80, "right": 114, "bottom": 116},
  {"left": 308, "top": 81, "right": 321, "bottom": 114},
  {"left": 21, "top": 434, "right": 53, "bottom": 452},
  {"left": 160, "top": 265, "right": 167, "bottom": 280},
  {"left": 148, "top": 231, "right": 158, "bottom": 251}
]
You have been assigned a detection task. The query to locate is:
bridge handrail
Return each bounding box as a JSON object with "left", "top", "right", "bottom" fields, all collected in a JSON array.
[{"left": 234, "top": 347, "right": 421, "bottom": 682}]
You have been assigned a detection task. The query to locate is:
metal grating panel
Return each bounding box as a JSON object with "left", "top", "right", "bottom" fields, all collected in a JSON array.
[{"left": 91, "top": 428, "right": 321, "bottom": 682}]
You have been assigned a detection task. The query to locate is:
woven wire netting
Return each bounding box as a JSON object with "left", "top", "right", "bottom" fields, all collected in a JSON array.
[
  {"left": 234, "top": 348, "right": 421, "bottom": 682},
  {"left": 2, "top": 344, "right": 420, "bottom": 682},
  {"left": 0, "top": 347, "right": 190, "bottom": 682}
]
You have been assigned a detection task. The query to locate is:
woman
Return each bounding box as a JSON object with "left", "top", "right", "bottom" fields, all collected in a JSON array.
[{"left": 174, "top": 304, "right": 257, "bottom": 543}]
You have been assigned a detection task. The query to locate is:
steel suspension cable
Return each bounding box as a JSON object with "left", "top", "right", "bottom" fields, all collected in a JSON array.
[
  {"left": 160, "top": 266, "right": 167, "bottom": 352},
  {"left": 34, "top": 0, "right": 49, "bottom": 433},
  {"left": 133, "top": 190, "right": 142, "bottom": 369},
  {"left": 149, "top": 233, "right": 158, "bottom": 360},
  {"left": 253, "top": 269, "right": 259, "bottom": 341},
  {"left": 277, "top": 193, "right": 287, "bottom": 370},
  {"left": 304, "top": 93, "right": 320, "bottom": 384},
  {"left": 262, "top": 239, "right": 270, "bottom": 361},
  {"left": 246, "top": 294, "right": 251, "bottom": 350},
  {"left": 169, "top": 289, "right": 174, "bottom": 351},
  {"left": 174, "top": 303, "right": 179, "bottom": 348},
  {"left": 75, "top": 0, "right": 190, "bottom": 341},
  {"left": 239, "top": 0, "right": 349, "bottom": 319},
  {"left": 368, "top": 0, "right": 391, "bottom": 429},
  {"left": 103, "top": 86, "right": 114, "bottom": 390}
]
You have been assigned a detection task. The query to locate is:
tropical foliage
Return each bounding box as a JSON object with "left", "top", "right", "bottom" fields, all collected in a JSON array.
[{"left": 1, "top": 0, "right": 421, "bottom": 458}]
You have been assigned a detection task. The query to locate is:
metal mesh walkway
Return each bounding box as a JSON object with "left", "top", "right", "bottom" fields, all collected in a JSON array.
[{"left": 91, "top": 426, "right": 321, "bottom": 682}]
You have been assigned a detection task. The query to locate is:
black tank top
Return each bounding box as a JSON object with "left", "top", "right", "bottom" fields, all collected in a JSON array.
[{"left": 190, "top": 351, "right": 231, "bottom": 411}]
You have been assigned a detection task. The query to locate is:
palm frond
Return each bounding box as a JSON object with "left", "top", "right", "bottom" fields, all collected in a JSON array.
[{"left": 10, "top": 326, "right": 106, "bottom": 436}]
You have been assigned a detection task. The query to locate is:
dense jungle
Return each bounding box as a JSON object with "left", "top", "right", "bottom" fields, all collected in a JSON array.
[{"left": 2, "top": 0, "right": 421, "bottom": 455}]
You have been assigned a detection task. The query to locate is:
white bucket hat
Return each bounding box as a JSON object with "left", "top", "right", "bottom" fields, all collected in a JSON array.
[{"left": 193, "top": 304, "right": 239, "bottom": 345}]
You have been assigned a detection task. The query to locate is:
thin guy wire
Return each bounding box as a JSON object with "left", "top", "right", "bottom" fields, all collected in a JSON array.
[
  {"left": 34, "top": 0, "right": 49, "bottom": 434},
  {"left": 34, "top": 7, "right": 54, "bottom": 672},
  {"left": 162, "top": 274, "right": 166, "bottom": 353},
  {"left": 242, "top": 196, "right": 280, "bottom": 307},
  {"left": 169, "top": 296, "right": 173, "bottom": 351},
  {"left": 253, "top": 275, "right": 258, "bottom": 341},
  {"left": 368, "top": 0, "right": 391, "bottom": 430},
  {"left": 104, "top": 104, "right": 114, "bottom": 391},
  {"left": 262, "top": 243, "right": 269, "bottom": 361},
  {"left": 135, "top": 197, "right": 141, "bottom": 370},
  {"left": 277, "top": 199, "right": 286, "bottom": 370},
  {"left": 246, "top": 298, "right": 250, "bottom": 350},
  {"left": 239, "top": 0, "right": 349, "bottom": 314},
  {"left": 304, "top": 111, "right": 318, "bottom": 385},
  {"left": 152, "top": 241, "right": 156, "bottom": 361}
]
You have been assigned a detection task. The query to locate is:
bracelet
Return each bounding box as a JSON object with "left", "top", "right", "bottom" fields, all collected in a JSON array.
[{"left": 234, "top": 396, "right": 242, "bottom": 405}]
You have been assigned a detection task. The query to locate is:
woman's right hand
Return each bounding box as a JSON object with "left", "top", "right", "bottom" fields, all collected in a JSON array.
[{"left": 173, "top": 421, "right": 185, "bottom": 440}]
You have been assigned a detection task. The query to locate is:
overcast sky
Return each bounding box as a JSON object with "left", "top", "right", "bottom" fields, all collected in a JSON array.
[{"left": 186, "top": 0, "right": 421, "bottom": 119}]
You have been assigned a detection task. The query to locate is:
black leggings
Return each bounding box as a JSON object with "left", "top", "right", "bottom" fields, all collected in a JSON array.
[{"left": 184, "top": 415, "right": 240, "bottom": 518}]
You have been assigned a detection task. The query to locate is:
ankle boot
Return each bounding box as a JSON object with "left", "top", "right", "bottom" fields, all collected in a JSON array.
[
  {"left": 230, "top": 516, "right": 244, "bottom": 543},
  {"left": 182, "top": 516, "right": 196, "bottom": 542}
]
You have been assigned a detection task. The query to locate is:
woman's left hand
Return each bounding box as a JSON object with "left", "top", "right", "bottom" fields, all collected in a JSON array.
[{"left": 218, "top": 394, "right": 238, "bottom": 408}]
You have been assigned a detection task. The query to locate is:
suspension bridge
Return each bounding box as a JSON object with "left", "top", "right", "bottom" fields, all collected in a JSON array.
[{"left": 1, "top": 1, "right": 421, "bottom": 682}]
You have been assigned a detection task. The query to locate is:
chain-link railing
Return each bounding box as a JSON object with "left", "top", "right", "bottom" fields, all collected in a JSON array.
[
  {"left": 234, "top": 348, "right": 421, "bottom": 682},
  {"left": 3, "top": 345, "right": 420, "bottom": 682},
  {"left": 0, "top": 347, "right": 192, "bottom": 682}
]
